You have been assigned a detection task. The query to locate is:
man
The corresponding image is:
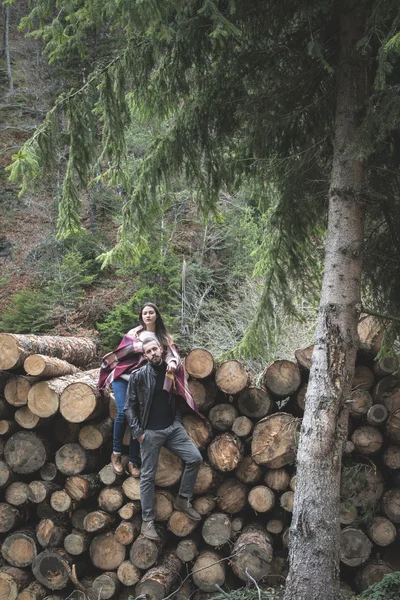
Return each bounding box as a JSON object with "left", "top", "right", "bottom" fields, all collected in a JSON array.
[{"left": 124, "top": 337, "right": 203, "bottom": 540}]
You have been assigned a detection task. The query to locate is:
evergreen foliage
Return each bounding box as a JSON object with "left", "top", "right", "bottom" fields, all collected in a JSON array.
[
  {"left": 0, "top": 289, "right": 49, "bottom": 333},
  {"left": 360, "top": 572, "right": 400, "bottom": 600},
  {"left": 7, "top": 0, "right": 400, "bottom": 357}
]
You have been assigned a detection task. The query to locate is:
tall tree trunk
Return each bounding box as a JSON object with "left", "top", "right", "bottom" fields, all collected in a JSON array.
[
  {"left": 284, "top": 7, "right": 368, "bottom": 600},
  {"left": 3, "top": 4, "right": 13, "bottom": 93}
]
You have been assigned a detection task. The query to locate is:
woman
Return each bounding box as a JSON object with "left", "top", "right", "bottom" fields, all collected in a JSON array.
[{"left": 98, "top": 302, "right": 182, "bottom": 476}]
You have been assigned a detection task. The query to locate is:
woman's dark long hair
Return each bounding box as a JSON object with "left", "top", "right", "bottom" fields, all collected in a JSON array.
[{"left": 138, "top": 302, "right": 173, "bottom": 348}]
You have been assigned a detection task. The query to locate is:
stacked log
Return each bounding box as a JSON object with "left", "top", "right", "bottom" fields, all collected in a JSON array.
[{"left": 0, "top": 325, "right": 398, "bottom": 598}]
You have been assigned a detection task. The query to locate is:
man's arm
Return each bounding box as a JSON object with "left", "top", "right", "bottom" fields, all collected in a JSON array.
[{"left": 124, "top": 372, "right": 144, "bottom": 440}]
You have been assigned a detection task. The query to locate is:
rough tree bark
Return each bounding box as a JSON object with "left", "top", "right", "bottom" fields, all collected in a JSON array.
[{"left": 284, "top": 7, "right": 368, "bottom": 600}]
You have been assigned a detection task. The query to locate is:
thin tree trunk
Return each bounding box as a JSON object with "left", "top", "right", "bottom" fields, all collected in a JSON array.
[
  {"left": 284, "top": 7, "right": 368, "bottom": 600},
  {"left": 3, "top": 5, "right": 13, "bottom": 93}
]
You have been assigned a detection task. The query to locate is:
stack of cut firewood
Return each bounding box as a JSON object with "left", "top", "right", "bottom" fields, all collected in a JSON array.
[{"left": 0, "top": 319, "right": 399, "bottom": 600}]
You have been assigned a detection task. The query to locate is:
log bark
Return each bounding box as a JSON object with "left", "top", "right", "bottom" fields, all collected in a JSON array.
[
  {"left": 168, "top": 511, "right": 198, "bottom": 537},
  {"left": 0, "top": 398, "right": 11, "bottom": 420},
  {"left": 248, "top": 486, "right": 275, "bottom": 513},
  {"left": 351, "top": 426, "right": 383, "bottom": 455},
  {"left": 32, "top": 549, "right": 72, "bottom": 590},
  {"left": 55, "top": 443, "right": 97, "bottom": 476},
  {"left": 154, "top": 490, "right": 174, "bottom": 522},
  {"left": 201, "top": 513, "right": 232, "bottom": 547},
  {"left": 216, "top": 478, "right": 247, "bottom": 514},
  {"left": 234, "top": 456, "right": 263, "bottom": 485},
  {"left": 252, "top": 413, "right": 299, "bottom": 468},
  {"left": 188, "top": 379, "right": 217, "bottom": 413},
  {"left": 36, "top": 519, "right": 67, "bottom": 548},
  {"left": 130, "top": 528, "right": 166, "bottom": 569},
  {"left": 5, "top": 482, "right": 29, "bottom": 506},
  {"left": 207, "top": 432, "right": 244, "bottom": 472},
  {"left": 78, "top": 417, "right": 113, "bottom": 450},
  {"left": 291, "top": 382, "right": 308, "bottom": 413},
  {"left": 53, "top": 419, "right": 80, "bottom": 445},
  {"left": 64, "top": 474, "right": 100, "bottom": 501},
  {"left": 0, "top": 334, "right": 97, "bottom": 370},
  {"left": 182, "top": 414, "right": 213, "bottom": 449},
  {"left": 1, "top": 529, "right": 38, "bottom": 567},
  {"left": 192, "top": 495, "right": 216, "bottom": 516},
  {"left": 27, "top": 370, "right": 98, "bottom": 419},
  {"left": 17, "top": 581, "right": 48, "bottom": 600},
  {"left": 24, "top": 355, "right": 80, "bottom": 378},
  {"left": 263, "top": 360, "right": 301, "bottom": 398},
  {"left": 284, "top": 10, "right": 368, "bottom": 599},
  {"left": 117, "top": 561, "right": 141, "bottom": 587},
  {"left": 4, "top": 376, "right": 38, "bottom": 407},
  {"left": 208, "top": 403, "right": 238, "bottom": 431},
  {"left": 382, "top": 488, "right": 400, "bottom": 523},
  {"left": 59, "top": 371, "right": 107, "bottom": 423},
  {"left": 340, "top": 528, "right": 372, "bottom": 567},
  {"left": 89, "top": 532, "right": 125, "bottom": 571},
  {"left": 0, "top": 567, "right": 32, "bottom": 600},
  {"left": 71, "top": 508, "right": 89, "bottom": 531},
  {"left": 63, "top": 530, "right": 90, "bottom": 555},
  {"left": 191, "top": 550, "right": 225, "bottom": 592},
  {"left": 264, "top": 468, "right": 290, "bottom": 492},
  {"left": 215, "top": 360, "right": 249, "bottom": 395},
  {"left": 232, "top": 524, "right": 273, "bottom": 581},
  {"left": 357, "top": 315, "right": 383, "bottom": 357},
  {"left": 231, "top": 416, "right": 253, "bottom": 438},
  {"left": 367, "top": 516, "right": 396, "bottom": 547},
  {"left": 185, "top": 349, "right": 215, "bottom": 379},
  {"left": 136, "top": 550, "right": 182, "bottom": 600},
  {"left": 4, "top": 432, "right": 49, "bottom": 475},
  {"left": 92, "top": 572, "right": 120, "bottom": 600}
]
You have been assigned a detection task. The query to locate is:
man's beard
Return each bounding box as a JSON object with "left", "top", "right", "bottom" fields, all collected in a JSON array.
[{"left": 150, "top": 356, "right": 163, "bottom": 365}]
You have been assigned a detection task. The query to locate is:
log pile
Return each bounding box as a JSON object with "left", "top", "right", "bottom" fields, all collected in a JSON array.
[{"left": 0, "top": 321, "right": 399, "bottom": 599}]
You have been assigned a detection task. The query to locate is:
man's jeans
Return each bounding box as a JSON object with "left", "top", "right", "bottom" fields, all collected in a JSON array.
[{"left": 140, "top": 420, "right": 202, "bottom": 521}]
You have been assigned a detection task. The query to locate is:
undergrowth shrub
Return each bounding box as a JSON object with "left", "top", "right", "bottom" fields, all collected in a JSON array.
[{"left": 0, "top": 289, "right": 49, "bottom": 333}]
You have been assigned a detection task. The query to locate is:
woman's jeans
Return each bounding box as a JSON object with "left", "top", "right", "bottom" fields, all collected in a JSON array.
[{"left": 111, "top": 378, "right": 140, "bottom": 465}]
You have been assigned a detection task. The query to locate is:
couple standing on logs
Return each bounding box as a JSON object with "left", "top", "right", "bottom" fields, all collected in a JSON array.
[{"left": 98, "top": 302, "right": 203, "bottom": 540}]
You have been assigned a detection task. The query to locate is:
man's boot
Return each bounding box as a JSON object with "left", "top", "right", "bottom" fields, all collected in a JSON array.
[
  {"left": 174, "top": 495, "right": 201, "bottom": 521},
  {"left": 111, "top": 452, "right": 123, "bottom": 475},
  {"left": 141, "top": 520, "right": 160, "bottom": 541}
]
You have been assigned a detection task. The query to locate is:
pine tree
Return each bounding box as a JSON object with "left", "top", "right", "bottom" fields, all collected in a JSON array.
[{"left": 7, "top": 1, "right": 400, "bottom": 598}]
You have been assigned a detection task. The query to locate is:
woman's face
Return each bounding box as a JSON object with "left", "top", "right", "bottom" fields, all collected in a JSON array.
[{"left": 142, "top": 305, "right": 157, "bottom": 327}]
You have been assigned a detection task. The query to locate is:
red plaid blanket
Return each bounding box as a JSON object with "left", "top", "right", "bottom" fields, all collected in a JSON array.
[{"left": 98, "top": 326, "right": 202, "bottom": 417}]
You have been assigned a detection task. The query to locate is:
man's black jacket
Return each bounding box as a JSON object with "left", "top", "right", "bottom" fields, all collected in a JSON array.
[{"left": 124, "top": 362, "right": 180, "bottom": 439}]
